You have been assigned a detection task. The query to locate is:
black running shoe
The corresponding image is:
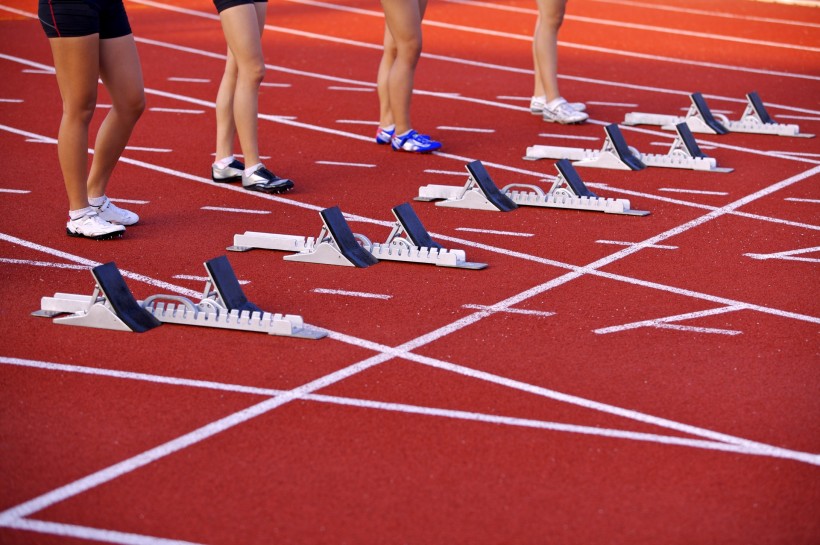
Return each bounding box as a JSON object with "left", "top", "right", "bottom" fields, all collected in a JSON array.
[{"left": 241, "top": 165, "right": 294, "bottom": 194}]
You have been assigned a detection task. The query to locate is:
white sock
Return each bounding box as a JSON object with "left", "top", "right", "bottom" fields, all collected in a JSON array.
[
  {"left": 214, "top": 155, "right": 235, "bottom": 169},
  {"left": 380, "top": 123, "right": 396, "bottom": 132},
  {"left": 69, "top": 206, "right": 94, "bottom": 220},
  {"left": 532, "top": 95, "right": 546, "bottom": 103},
  {"left": 244, "top": 163, "right": 264, "bottom": 176},
  {"left": 88, "top": 195, "right": 107, "bottom": 207}
]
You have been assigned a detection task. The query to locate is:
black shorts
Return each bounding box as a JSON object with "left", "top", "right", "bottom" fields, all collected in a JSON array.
[
  {"left": 39, "top": 0, "right": 131, "bottom": 39},
  {"left": 213, "top": 0, "right": 267, "bottom": 14}
]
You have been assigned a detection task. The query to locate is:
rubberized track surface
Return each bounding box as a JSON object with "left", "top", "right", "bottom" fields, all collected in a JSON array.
[{"left": 1, "top": 1, "right": 819, "bottom": 543}]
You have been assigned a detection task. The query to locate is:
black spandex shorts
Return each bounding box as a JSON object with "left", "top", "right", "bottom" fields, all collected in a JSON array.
[
  {"left": 213, "top": 0, "right": 267, "bottom": 14},
  {"left": 39, "top": 0, "right": 131, "bottom": 39}
]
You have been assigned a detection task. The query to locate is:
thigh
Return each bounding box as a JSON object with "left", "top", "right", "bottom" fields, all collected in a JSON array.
[
  {"left": 48, "top": 33, "right": 101, "bottom": 106},
  {"left": 380, "top": 0, "right": 422, "bottom": 44},
  {"left": 218, "top": 3, "right": 264, "bottom": 64},
  {"left": 99, "top": 34, "right": 144, "bottom": 106}
]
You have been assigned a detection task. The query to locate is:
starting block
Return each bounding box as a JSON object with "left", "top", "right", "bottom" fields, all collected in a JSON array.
[
  {"left": 228, "top": 206, "right": 380, "bottom": 267},
  {"left": 524, "top": 124, "right": 647, "bottom": 170},
  {"left": 624, "top": 91, "right": 813, "bottom": 138},
  {"left": 416, "top": 160, "right": 518, "bottom": 211},
  {"left": 362, "top": 203, "right": 487, "bottom": 269},
  {"left": 229, "top": 204, "right": 486, "bottom": 269},
  {"left": 33, "top": 257, "right": 325, "bottom": 339},
  {"left": 416, "top": 159, "right": 649, "bottom": 216},
  {"left": 525, "top": 123, "right": 730, "bottom": 173}
]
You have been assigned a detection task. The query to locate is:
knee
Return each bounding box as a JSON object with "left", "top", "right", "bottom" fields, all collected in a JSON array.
[
  {"left": 64, "top": 93, "right": 97, "bottom": 125},
  {"left": 118, "top": 90, "right": 146, "bottom": 122},
  {"left": 398, "top": 36, "right": 423, "bottom": 65},
  {"left": 240, "top": 59, "right": 266, "bottom": 87}
]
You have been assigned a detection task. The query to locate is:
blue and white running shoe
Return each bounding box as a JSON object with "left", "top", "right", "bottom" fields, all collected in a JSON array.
[
  {"left": 391, "top": 130, "right": 442, "bottom": 153},
  {"left": 375, "top": 126, "right": 395, "bottom": 145}
]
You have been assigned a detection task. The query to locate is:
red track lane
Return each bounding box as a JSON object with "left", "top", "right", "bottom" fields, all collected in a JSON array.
[{"left": 1, "top": 1, "right": 819, "bottom": 544}]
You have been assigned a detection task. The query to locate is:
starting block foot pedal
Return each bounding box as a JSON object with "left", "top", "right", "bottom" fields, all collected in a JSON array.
[
  {"left": 640, "top": 123, "right": 733, "bottom": 172},
  {"left": 364, "top": 203, "right": 487, "bottom": 269},
  {"left": 502, "top": 159, "right": 650, "bottom": 216},
  {"left": 416, "top": 160, "right": 518, "bottom": 211},
  {"left": 729, "top": 91, "right": 814, "bottom": 138},
  {"left": 33, "top": 262, "right": 162, "bottom": 332},
  {"left": 229, "top": 206, "right": 379, "bottom": 267}
]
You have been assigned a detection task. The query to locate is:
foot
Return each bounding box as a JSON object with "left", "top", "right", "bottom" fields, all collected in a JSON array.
[
  {"left": 66, "top": 210, "right": 125, "bottom": 240},
  {"left": 541, "top": 97, "right": 589, "bottom": 124},
  {"left": 391, "top": 130, "right": 442, "bottom": 153},
  {"left": 375, "top": 126, "right": 395, "bottom": 145},
  {"left": 530, "top": 96, "right": 586, "bottom": 115},
  {"left": 242, "top": 165, "right": 294, "bottom": 194},
  {"left": 92, "top": 196, "right": 139, "bottom": 226},
  {"left": 212, "top": 159, "right": 245, "bottom": 183}
]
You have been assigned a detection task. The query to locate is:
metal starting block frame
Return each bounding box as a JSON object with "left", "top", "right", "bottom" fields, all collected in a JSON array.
[
  {"left": 229, "top": 206, "right": 379, "bottom": 267},
  {"left": 524, "top": 124, "right": 647, "bottom": 171},
  {"left": 623, "top": 91, "right": 813, "bottom": 138},
  {"left": 525, "top": 123, "right": 731, "bottom": 172},
  {"left": 416, "top": 159, "right": 649, "bottom": 216},
  {"left": 32, "top": 258, "right": 325, "bottom": 339}
]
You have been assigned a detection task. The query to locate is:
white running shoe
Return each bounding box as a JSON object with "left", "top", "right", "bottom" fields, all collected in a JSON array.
[
  {"left": 66, "top": 211, "right": 125, "bottom": 240},
  {"left": 541, "top": 97, "right": 589, "bottom": 124},
  {"left": 530, "top": 96, "right": 586, "bottom": 115},
  {"left": 93, "top": 196, "right": 139, "bottom": 226}
]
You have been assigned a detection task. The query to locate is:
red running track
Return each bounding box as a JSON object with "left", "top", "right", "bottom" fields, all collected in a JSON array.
[{"left": 0, "top": 0, "right": 819, "bottom": 544}]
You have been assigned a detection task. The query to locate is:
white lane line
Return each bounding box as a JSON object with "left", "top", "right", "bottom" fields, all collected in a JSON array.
[
  {"left": 587, "top": 101, "right": 639, "bottom": 108},
  {"left": 596, "top": 240, "right": 678, "bottom": 250},
  {"left": 462, "top": 304, "right": 554, "bottom": 318},
  {"left": 328, "top": 86, "right": 372, "bottom": 92},
  {"left": 0, "top": 188, "right": 30, "bottom": 194},
  {"left": 111, "top": 198, "right": 149, "bottom": 205},
  {"left": 659, "top": 188, "right": 729, "bottom": 196},
  {"left": 201, "top": 206, "right": 270, "bottom": 215},
  {"left": 745, "top": 246, "right": 820, "bottom": 263},
  {"left": 315, "top": 160, "right": 376, "bottom": 168},
  {"left": 785, "top": 197, "right": 820, "bottom": 203},
  {"left": 149, "top": 107, "right": 204, "bottom": 114},
  {"left": 595, "top": 306, "right": 744, "bottom": 335},
  {"left": 538, "top": 133, "right": 599, "bottom": 141},
  {"left": 0, "top": 98, "right": 23, "bottom": 103},
  {"left": 436, "top": 126, "right": 495, "bottom": 133},
  {"left": 335, "top": 119, "right": 378, "bottom": 125},
  {"left": 313, "top": 288, "right": 392, "bottom": 300},
  {"left": 424, "top": 169, "right": 469, "bottom": 176},
  {"left": 167, "top": 77, "right": 209, "bottom": 83},
  {"left": 124, "top": 146, "right": 172, "bottom": 153},
  {"left": 456, "top": 227, "right": 534, "bottom": 237},
  {"left": 4, "top": 519, "right": 203, "bottom": 545},
  {"left": 0, "top": 258, "right": 89, "bottom": 271}
]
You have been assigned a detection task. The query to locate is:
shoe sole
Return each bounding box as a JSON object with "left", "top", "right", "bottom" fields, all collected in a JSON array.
[
  {"left": 243, "top": 182, "right": 294, "bottom": 194},
  {"left": 66, "top": 228, "right": 125, "bottom": 241},
  {"left": 212, "top": 175, "right": 242, "bottom": 183}
]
